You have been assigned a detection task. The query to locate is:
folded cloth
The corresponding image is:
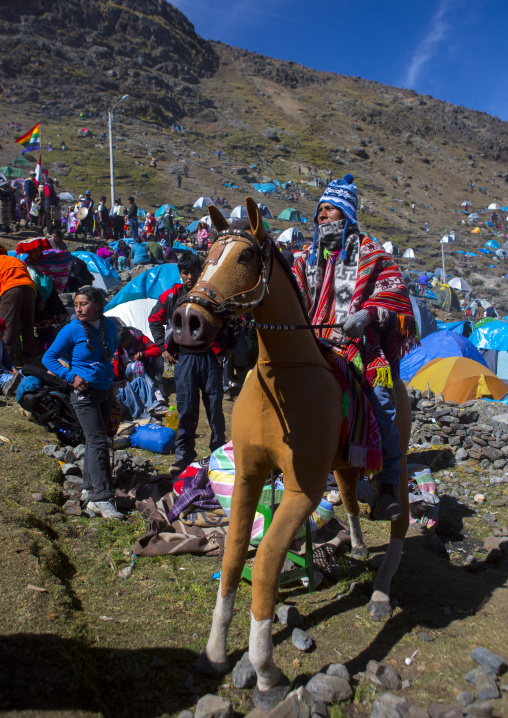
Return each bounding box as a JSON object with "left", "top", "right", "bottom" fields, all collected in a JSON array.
[
  {"left": 179, "top": 505, "right": 229, "bottom": 528},
  {"left": 166, "top": 462, "right": 220, "bottom": 523}
]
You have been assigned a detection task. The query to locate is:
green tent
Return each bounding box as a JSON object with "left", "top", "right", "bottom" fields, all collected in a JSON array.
[
  {"left": 12, "top": 157, "right": 31, "bottom": 167},
  {"left": 262, "top": 218, "right": 271, "bottom": 232},
  {"left": 277, "top": 208, "right": 301, "bottom": 222},
  {"left": 475, "top": 316, "right": 496, "bottom": 329},
  {"left": 0, "top": 166, "right": 24, "bottom": 179}
]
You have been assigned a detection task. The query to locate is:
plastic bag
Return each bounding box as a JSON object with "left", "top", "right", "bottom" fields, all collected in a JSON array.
[{"left": 130, "top": 423, "right": 176, "bottom": 454}]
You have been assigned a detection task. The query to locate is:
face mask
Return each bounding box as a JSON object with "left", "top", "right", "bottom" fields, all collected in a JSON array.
[{"left": 317, "top": 219, "right": 346, "bottom": 251}]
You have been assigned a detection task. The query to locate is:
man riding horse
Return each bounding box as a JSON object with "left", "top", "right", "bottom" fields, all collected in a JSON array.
[{"left": 296, "top": 174, "right": 418, "bottom": 521}]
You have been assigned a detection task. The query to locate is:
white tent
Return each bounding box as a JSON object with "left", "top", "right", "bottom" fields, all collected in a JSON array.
[
  {"left": 58, "top": 191, "right": 75, "bottom": 202},
  {"left": 496, "top": 248, "right": 508, "bottom": 259},
  {"left": 461, "top": 200, "right": 472, "bottom": 207},
  {"left": 199, "top": 215, "right": 212, "bottom": 227},
  {"left": 468, "top": 213, "right": 479, "bottom": 221},
  {"left": 403, "top": 248, "right": 415, "bottom": 259},
  {"left": 449, "top": 277, "right": 472, "bottom": 292},
  {"left": 258, "top": 203, "right": 273, "bottom": 219},
  {"left": 488, "top": 203, "right": 502, "bottom": 210},
  {"left": 382, "top": 241, "right": 399, "bottom": 256},
  {"left": 230, "top": 205, "right": 248, "bottom": 219},
  {"left": 277, "top": 227, "right": 305, "bottom": 244},
  {"left": 105, "top": 298, "right": 156, "bottom": 337},
  {"left": 193, "top": 196, "right": 214, "bottom": 209}
]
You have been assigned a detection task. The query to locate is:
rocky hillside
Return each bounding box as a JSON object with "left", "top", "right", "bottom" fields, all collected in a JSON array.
[{"left": 1, "top": 0, "right": 508, "bottom": 308}]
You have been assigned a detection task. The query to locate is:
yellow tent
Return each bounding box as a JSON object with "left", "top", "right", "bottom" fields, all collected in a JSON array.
[
  {"left": 471, "top": 227, "right": 481, "bottom": 234},
  {"left": 410, "top": 357, "right": 508, "bottom": 403}
]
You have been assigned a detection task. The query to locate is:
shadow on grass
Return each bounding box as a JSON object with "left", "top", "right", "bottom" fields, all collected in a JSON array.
[{"left": 0, "top": 632, "right": 230, "bottom": 717}]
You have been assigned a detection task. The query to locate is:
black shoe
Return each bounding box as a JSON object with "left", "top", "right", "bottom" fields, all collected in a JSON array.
[
  {"left": 373, "top": 482, "right": 403, "bottom": 521},
  {"left": 169, "top": 458, "right": 193, "bottom": 476}
]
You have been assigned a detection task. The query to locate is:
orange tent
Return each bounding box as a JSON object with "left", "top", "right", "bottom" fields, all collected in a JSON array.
[{"left": 409, "top": 357, "right": 508, "bottom": 403}]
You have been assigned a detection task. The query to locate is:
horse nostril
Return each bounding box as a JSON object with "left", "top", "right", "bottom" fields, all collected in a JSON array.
[
  {"left": 189, "top": 314, "right": 201, "bottom": 338},
  {"left": 174, "top": 312, "right": 182, "bottom": 336}
]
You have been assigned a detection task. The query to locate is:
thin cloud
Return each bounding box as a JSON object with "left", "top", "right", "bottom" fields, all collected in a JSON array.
[{"left": 403, "top": 0, "right": 453, "bottom": 88}]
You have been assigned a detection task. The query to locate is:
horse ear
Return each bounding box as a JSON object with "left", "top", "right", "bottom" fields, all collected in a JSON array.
[
  {"left": 208, "top": 205, "right": 229, "bottom": 233},
  {"left": 245, "top": 197, "right": 266, "bottom": 244}
]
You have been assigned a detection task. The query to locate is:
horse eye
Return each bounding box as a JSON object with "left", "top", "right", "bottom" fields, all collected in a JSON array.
[{"left": 238, "top": 248, "right": 254, "bottom": 263}]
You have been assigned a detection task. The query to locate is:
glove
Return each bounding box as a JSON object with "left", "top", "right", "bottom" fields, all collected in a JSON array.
[{"left": 341, "top": 309, "right": 371, "bottom": 339}]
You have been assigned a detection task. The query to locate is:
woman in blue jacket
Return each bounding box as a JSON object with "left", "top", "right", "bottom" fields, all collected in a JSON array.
[{"left": 43, "top": 286, "right": 122, "bottom": 519}]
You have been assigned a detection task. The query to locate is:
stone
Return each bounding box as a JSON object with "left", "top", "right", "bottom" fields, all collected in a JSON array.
[
  {"left": 468, "top": 449, "right": 483, "bottom": 461},
  {"left": 428, "top": 704, "right": 463, "bottom": 718},
  {"left": 416, "top": 631, "right": 434, "bottom": 642},
  {"left": 64, "top": 449, "right": 76, "bottom": 463},
  {"left": 62, "top": 500, "right": 82, "bottom": 516},
  {"left": 483, "top": 536, "right": 508, "bottom": 553},
  {"left": 195, "top": 694, "right": 233, "bottom": 718},
  {"left": 277, "top": 605, "right": 303, "bottom": 626},
  {"left": 43, "top": 444, "right": 59, "bottom": 456},
  {"left": 132, "top": 454, "right": 149, "bottom": 468},
  {"left": 474, "top": 494, "right": 486, "bottom": 503},
  {"left": 31, "top": 492, "right": 45, "bottom": 502},
  {"left": 53, "top": 449, "right": 66, "bottom": 461},
  {"left": 491, "top": 413, "right": 508, "bottom": 429},
  {"left": 292, "top": 628, "right": 313, "bottom": 651},
  {"left": 371, "top": 693, "right": 428, "bottom": 718},
  {"left": 483, "top": 447, "right": 504, "bottom": 462},
  {"left": 464, "top": 701, "right": 494, "bottom": 718},
  {"left": 456, "top": 448, "right": 468, "bottom": 462},
  {"left": 475, "top": 672, "right": 499, "bottom": 700},
  {"left": 456, "top": 691, "right": 474, "bottom": 707},
  {"left": 232, "top": 652, "right": 256, "bottom": 689},
  {"left": 178, "top": 712, "right": 194, "bottom": 718},
  {"left": 74, "top": 444, "right": 86, "bottom": 460},
  {"left": 366, "top": 660, "right": 402, "bottom": 690},
  {"left": 61, "top": 463, "right": 81, "bottom": 476},
  {"left": 306, "top": 674, "right": 352, "bottom": 704},
  {"left": 326, "top": 663, "right": 350, "bottom": 682}
]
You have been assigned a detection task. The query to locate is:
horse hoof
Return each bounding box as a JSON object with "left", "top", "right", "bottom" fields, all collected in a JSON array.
[
  {"left": 367, "top": 600, "right": 393, "bottom": 621},
  {"left": 194, "top": 652, "right": 229, "bottom": 677},
  {"left": 253, "top": 674, "right": 291, "bottom": 710},
  {"left": 351, "top": 545, "right": 369, "bottom": 560}
]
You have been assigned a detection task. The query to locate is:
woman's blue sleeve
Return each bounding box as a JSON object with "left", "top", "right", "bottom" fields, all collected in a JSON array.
[{"left": 42, "top": 325, "right": 76, "bottom": 384}]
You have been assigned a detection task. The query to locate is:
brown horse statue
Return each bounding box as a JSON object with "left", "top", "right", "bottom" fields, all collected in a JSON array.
[{"left": 172, "top": 198, "right": 412, "bottom": 708}]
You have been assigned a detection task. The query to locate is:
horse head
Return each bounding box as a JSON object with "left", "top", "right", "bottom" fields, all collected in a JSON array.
[{"left": 172, "top": 197, "right": 270, "bottom": 351}]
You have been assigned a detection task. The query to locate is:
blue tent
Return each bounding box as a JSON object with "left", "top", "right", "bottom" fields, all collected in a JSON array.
[
  {"left": 154, "top": 203, "right": 177, "bottom": 218},
  {"left": 469, "top": 321, "right": 508, "bottom": 380},
  {"left": 400, "top": 330, "right": 487, "bottom": 382},
  {"left": 485, "top": 239, "right": 501, "bottom": 249},
  {"left": 436, "top": 320, "right": 473, "bottom": 337},
  {"left": 479, "top": 248, "right": 495, "bottom": 255},
  {"left": 72, "top": 251, "right": 121, "bottom": 289},
  {"left": 410, "top": 296, "right": 438, "bottom": 338},
  {"left": 104, "top": 264, "right": 181, "bottom": 337},
  {"left": 186, "top": 220, "right": 199, "bottom": 232},
  {"left": 173, "top": 240, "right": 197, "bottom": 254},
  {"left": 252, "top": 183, "right": 278, "bottom": 194}
]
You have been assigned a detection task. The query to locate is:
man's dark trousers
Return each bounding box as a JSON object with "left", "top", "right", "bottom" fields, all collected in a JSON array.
[{"left": 174, "top": 351, "right": 226, "bottom": 464}]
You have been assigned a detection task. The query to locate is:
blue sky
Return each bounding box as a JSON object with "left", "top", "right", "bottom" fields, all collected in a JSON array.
[{"left": 170, "top": 0, "right": 508, "bottom": 121}]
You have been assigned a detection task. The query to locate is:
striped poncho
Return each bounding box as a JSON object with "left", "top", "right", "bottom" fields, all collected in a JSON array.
[{"left": 28, "top": 249, "right": 72, "bottom": 294}]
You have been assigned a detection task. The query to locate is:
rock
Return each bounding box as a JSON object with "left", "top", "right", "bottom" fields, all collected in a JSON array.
[
  {"left": 483, "top": 447, "right": 504, "bottom": 462},
  {"left": 232, "top": 652, "right": 256, "bottom": 689},
  {"left": 263, "top": 128, "right": 279, "bottom": 140},
  {"left": 428, "top": 704, "right": 463, "bottom": 718},
  {"left": 249, "top": 686, "right": 314, "bottom": 718},
  {"left": 474, "top": 494, "right": 486, "bottom": 504},
  {"left": 53, "top": 449, "right": 66, "bottom": 461},
  {"left": 366, "top": 660, "right": 402, "bottom": 690},
  {"left": 306, "top": 674, "right": 352, "bottom": 704},
  {"left": 132, "top": 454, "right": 149, "bottom": 468},
  {"left": 178, "top": 712, "right": 194, "bottom": 718},
  {"left": 401, "top": 679, "right": 410, "bottom": 690},
  {"left": 277, "top": 605, "right": 303, "bottom": 626},
  {"left": 483, "top": 536, "right": 508, "bottom": 554},
  {"left": 74, "top": 444, "right": 86, "bottom": 460},
  {"left": 64, "top": 449, "right": 76, "bottom": 463},
  {"left": 456, "top": 448, "right": 468, "bottom": 462},
  {"left": 465, "top": 669, "right": 486, "bottom": 684},
  {"left": 43, "top": 444, "right": 59, "bottom": 456},
  {"left": 475, "top": 672, "right": 499, "bottom": 700},
  {"left": 326, "top": 663, "right": 350, "bottom": 682},
  {"left": 464, "top": 701, "right": 494, "bottom": 718},
  {"left": 371, "top": 693, "right": 428, "bottom": 718},
  {"left": 61, "top": 463, "right": 81, "bottom": 476},
  {"left": 292, "top": 628, "right": 313, "bottom": 651},
  {"left": 456, "top": 691, "right": 474, "bottom": 707},
  {"left": 195, "top": 694, "right": 233, "bottom": 718},
  {"left": 491, "top": 413, "right": 508, "bottom": 429},
  {"left": 416, "top": 631, "right": 434, "bottom": 642},
  {"left": 31, "top": 492, "right": 44, "bottom": 502},
  {"left": 62, "top": 500, "right": 82, "bottom": 516}
]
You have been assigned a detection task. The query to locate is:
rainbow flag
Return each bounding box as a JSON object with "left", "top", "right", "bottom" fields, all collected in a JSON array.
[{"left": 15, "top": 122, "right": 41, "bottom": 155}]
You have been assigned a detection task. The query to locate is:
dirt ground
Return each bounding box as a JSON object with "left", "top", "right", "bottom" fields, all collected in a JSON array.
[{"left": 0, "top": 385, "right": 507, "bottom": 718}]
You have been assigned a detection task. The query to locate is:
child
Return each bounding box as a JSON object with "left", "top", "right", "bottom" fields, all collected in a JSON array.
[
  {"left": 0, "top": 317, "right": 22, "bottom": 396},
  {"left": 118, "top": 326, "right": 165, "bottom": 402}
]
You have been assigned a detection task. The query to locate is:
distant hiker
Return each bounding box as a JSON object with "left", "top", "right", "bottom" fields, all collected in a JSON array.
[
  {"left": 298, "top": 165, "right": 301, "bottom": 175},
  {"left": 82, "top": 190, "right": 94, "bottom": 237},
  {"left": 424, "top": 221, "right": 429, "bottom": 233},
  {"left": 473, "top": 302, "right": 484, "bottom": 322},
  {"left": 96, "top": 195, "right": 109, "bottom": 239},
  {"left": 217, "top": 149, "right": 221, "bottom": 161},
  {"left": 42, "top": 178, "right": 58, "bottom": 234},
  {"left": 183, "top": 164, "right": 188, "bottom": 178},
  {"left": 127, "top": 196, "right": 138, "bottom": 241},
  {"left": 163, "top": 205, "right": 174, "bottom": 245},
  {"left": 307, "top": 166, "right": 311, "bottom": 176},
  {"left": 177, "top": 174, "right": 182, "bottom": 189},
  {"left": 47, "top": 143, "right": 53, "bottom": 152},
  {"left": 360, "top": 201, "right": 365, "bottom": 214},
  {"left": 112, "top": 198, "right": 125, "bottom": 242},
  {"left": 411, "top": 202, "right": 415, "bottom": 213},
  {"left": 150, "top": 156, "right": 157, "bottom": 169},
  {"left": 60, "top": 141, "right": 66, "bottom": 151},
  {"left": 418, "top": 272, "right": 429, "bottom": 297},
  {"left": 369, "top": 206, "right": 374, "bottom": 216}
]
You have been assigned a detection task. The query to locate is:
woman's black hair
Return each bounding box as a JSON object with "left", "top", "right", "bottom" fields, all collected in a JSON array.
[
  {"left": 118, "top": 239, "right": 127, "bottom": 250},
  {"left": 118, "top": 327, "right": 133, "bottom": 344},
  {"left": 178, "top": 251, "right": 202, "bottom": 273},
  {"left": 75, "top": 286, "right": 111, "bottom": 360}
]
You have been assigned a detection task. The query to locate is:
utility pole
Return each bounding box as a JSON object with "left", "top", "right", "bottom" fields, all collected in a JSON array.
[{"left": 108, "top": 94, "right": 129, "bottom": 208}]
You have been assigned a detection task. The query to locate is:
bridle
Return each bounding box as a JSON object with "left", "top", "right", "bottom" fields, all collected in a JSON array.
[
  {"left": 177, "top": 228, "right": 272, "bottom": 316},
  {"left": 177, "top": 227, "right": 348, "bottom": 341}
]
